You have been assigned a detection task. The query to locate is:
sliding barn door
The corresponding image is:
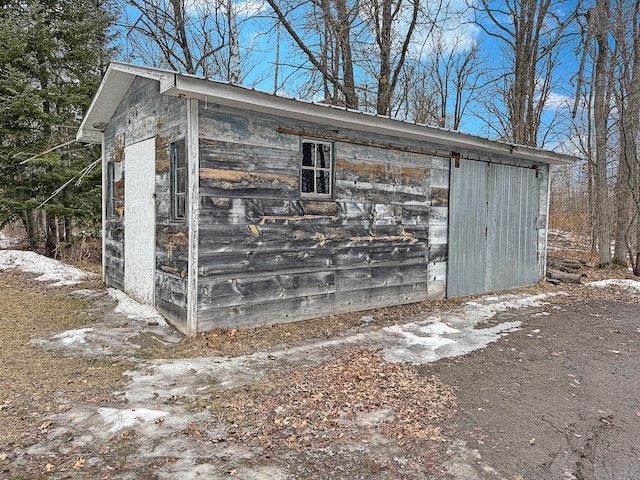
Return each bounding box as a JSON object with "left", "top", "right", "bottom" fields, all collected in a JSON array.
[
  {"left": 486, "top": 164, "right": 539, "bottom": 291},
  {"left": 448, "top": 160, "right": 539, "bottom": 297},
  {"left": 447, "top": 160, "right": 489, "bottom": 297}
]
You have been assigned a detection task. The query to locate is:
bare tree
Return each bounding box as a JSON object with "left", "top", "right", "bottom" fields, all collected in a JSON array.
[
  {"left": 472, "top": 0, "right": 579, "bottom": 147},
  {"left": 392, "top": 62, "right": 440, "bottom": 122},
  {"left": 365, "top": 0, "right": 422, "bottom": 115},
  {"left": 116, "top": 0, "right": 259, "bottom": 82},
  {"left": 264, "top": 0, "right": 448, "bottom": 114},
  {"left": 425, "top": 29, "right": 484, "bottom": 129},
  {"left": 591, "top": 0, "right": 612, "bottom": 266},
  {"left": 264, "top": 0, "right": 361, "bottom": 108},
  {"left": 611, "top": 0, "right": 640, "bottom": 273}
]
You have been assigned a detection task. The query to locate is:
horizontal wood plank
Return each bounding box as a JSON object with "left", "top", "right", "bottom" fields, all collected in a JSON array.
[
  {"left": 196, "top": 284, "right": 428, "bottom": 330},
  {"left": 198, "top": 271, "right": 335, "bottom": 309}
]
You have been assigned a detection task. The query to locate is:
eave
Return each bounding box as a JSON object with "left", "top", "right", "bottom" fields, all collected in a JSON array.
[{"left": 78, "top": 62, "right": 578, "bottom": 166}]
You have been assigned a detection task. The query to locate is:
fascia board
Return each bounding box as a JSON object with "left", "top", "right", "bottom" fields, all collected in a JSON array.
[{"left": 77, "top": 63, "right": 175, "bottom": 143}]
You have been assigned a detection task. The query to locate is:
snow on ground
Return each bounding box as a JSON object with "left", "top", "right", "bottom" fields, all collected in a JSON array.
[
  {"left": 109, "top": 288, "right": 168, "bottom": 323},
  {"left": 0, "top": 249, "right": 95, "bottom": 286},
  {"left": 32, "top": 288, "right": 183, "bottom": 357},
  {"left": 588, "top": 279, "right": 640, "bottom": 292},
  {"left": 26, "top": 288, "right": 572, "bottom": 479},
  {"left": 0, "top": 231, "right": 19, "bottom": 248},
  {"left": 0, "top": 249, "right": 181, "bottom": 355},
  {"left": 20, "top": 247, "right": 631, "bottom": 479}
]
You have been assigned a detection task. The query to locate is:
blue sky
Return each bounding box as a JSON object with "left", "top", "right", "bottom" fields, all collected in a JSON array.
[{"left": 116, "top": 0, "right": 586, "bottom": 151}]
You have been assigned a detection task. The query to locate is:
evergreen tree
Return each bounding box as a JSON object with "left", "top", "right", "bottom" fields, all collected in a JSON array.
[{"left": 0, "top": 0, "right": 114, "bottom": 255}]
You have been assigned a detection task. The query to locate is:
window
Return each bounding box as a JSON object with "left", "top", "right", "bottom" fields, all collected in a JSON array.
[
  {"left": 170, "top": 140, "right": 187, "bottom": 221},
  {"left": 106, "top": 162, "right": 115, "bottom": 218},
  {"left": 106, "top": 161, "right": 122, "bottom": 219},
  {"left": 301, "top": 140, "right": 333, "bottom": 197}
]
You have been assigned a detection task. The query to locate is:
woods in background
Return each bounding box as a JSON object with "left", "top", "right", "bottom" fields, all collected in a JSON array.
[
  {"left": 1, "top": 0, "right": 639, "bottom": 274},
  {"left": 0, "top": 0, "right": 113, "bottom": 256}
]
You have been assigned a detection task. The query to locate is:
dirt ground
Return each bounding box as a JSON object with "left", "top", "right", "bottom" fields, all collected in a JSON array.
[
  {"left": 1, "top": 250, "right": 640, "bottom": 479},
  {"left": 428, "top": 295, "right": 640, "bottom": 480}
]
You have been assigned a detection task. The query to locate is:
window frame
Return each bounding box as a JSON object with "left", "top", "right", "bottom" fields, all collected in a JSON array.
[
  {"left": 106, "top": 161, "right": 116, "bottom": 219},
  {"left": 299, "top": 138, "right": 334, "bottom": 199},
  {"left": 170, "top": 139, "right": 187, "bottom": 222}
]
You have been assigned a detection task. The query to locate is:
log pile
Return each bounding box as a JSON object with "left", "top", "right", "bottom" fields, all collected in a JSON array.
[{"left": 546, "top": 256, "right": 587, "bottom": 285}]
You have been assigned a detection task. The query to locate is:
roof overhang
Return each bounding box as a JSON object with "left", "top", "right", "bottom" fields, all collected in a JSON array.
[
  {"left": 78, "top": 62, "right": 577, "bottom": 166},
  {"left": 77, "top": 63, "right": 176, "bottom": 143}
]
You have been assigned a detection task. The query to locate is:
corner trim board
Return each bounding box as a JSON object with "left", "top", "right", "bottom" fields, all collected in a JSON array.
[{"left": 186, "top": 98, "right": 200, "bottom": 336}]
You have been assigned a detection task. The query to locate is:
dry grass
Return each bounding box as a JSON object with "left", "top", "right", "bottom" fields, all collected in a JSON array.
[{"left": 0, "top": 272, "right": 132, "bottom": 451}]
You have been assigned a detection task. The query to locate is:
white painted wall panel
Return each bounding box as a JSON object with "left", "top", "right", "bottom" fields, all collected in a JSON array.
[{"left": 124, "top": 138, "right": 156, "bottom": 304}]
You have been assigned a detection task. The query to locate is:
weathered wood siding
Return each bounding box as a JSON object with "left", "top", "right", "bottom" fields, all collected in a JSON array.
[
  {"left": 103, "top": 77, "right": 189, "bottom": 330},
  {"left": 102, "top": 77, "right": 551, "bottom": 333},
  {"left": 196, "top": 103, "right": 450, "bottom": 329}
]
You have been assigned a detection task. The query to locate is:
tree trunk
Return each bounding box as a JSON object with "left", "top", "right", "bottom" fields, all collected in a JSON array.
[
  {"left": 45, "top": 213, "right": 58, "bottom": 258},
  {"left": 613, "top": 151, "right": 630, "bottom": 265},
  {"left": 375, "top": 0, "right": 392, "bottom": 116},
  {"left": 170, "top": 0, "right": 195, "bottom": 74},
  {"left": 335, "top": 0, "right": 357, "bottom": 109},
  {"left": 593, "top": 1, "right": 611, "bottom": 266},
  {"left": 64, "top": 216, "right": 72, "bottom": 244},
  {"left": 22, "top": 208, "right": 38, "bottom": 251}
]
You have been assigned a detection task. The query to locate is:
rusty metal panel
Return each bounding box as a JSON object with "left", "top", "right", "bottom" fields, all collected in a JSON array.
[
  {"left": 486, "top": 164, "right": 539, "bottom": 291},
  {"left": 447, "top": 159, "right": 488, "bottom": 297}
]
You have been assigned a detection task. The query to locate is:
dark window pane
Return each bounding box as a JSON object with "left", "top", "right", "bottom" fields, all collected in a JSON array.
[
  {"left": 300, "top": 140, "right": 332, "bottom": 197},
  {"left": 317, "top": 144, "right": 331, "bottom": 168},
  {"left": 106, "top": 163, "right": 115, "bottom": 217},
  {"left": 316, "top": 170, "right": 329, "bottom": 194},
  {"left": 176, "top": 196, "right": 185, "bottom": 219},
  {"left": 176, "top": 169, "right": 186, "bottom": 194},
  {"left": 301, "top": 169, "right": 314, "bottom": 192},
  {"left": 302, "top": 142, "right": 314, "bottom": 166},
  {"left": 171, "top": 140, "right": 187, "bottom": 221},
  {"left": 175, "top": 141, "right": 186, "bottom": 168}
]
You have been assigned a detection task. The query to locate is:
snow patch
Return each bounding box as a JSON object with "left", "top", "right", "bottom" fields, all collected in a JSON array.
[
  {"left": 0, "top": 231, "right": 19, "bottom": 248},
  {"left": 379, "top": 292, "right": 565, "bottom": 364},
  {"left": 421, "top": 322, "right": 460, "bottom": 335},
  {"left": 109, "top": 288, "right": 168, "bottom": 325},
  {"left": 50, "top": 327, "right": 94, "bottom": 346},
  {"left": 587, "top": 279, "right": 640, "bottom": 292},
  {"left": 0, "top": 249, "right": 94, "bottom": 286},
  {"left": 97, "top": 407, "right": 169, "bottom": 433}
]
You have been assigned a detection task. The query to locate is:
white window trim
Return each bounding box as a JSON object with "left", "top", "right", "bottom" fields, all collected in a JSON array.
[{"left": 300, "top": 138, "right": 334, "bottom": 198}]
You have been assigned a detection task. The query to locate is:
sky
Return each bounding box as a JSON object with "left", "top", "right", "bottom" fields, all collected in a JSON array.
[{"left": 116, "top": 0, "right": 587, "bottom": 152}]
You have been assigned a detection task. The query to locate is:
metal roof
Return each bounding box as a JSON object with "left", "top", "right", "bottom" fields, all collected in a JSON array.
[{"left": 78, "top": 62, "right": 577, "bottom": 166}]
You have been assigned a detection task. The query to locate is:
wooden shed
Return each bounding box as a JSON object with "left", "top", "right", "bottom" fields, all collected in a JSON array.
[{"left": 77, "top": 62, "right": 575, "bottom": 336}]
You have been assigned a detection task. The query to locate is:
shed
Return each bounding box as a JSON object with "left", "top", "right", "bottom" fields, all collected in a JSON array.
[{"left": 77, "top": 62, "right": 575, "bottom": 336}]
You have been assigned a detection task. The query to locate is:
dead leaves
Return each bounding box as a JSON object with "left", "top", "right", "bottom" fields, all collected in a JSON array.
[
  {"left": 39, "top": 420, "right": 53, "bottom": 431},
  {"left": 214, "top": 348, "right": 456, "bottom": 450},
  {"left": 187, "top": 423, "right": 203, "bottom": 437},
  {"left": 40, "top": 455, "right": 89, "bottom": 474},
  {"left": 109, "top": 429, "right": 135, "bottom": 442}
]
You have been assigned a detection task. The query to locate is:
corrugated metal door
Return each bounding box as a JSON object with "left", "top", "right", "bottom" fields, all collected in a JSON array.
[
  {"left": 448, "top": 160, "right": 539, "bottom": 297},
  {"left": 447, "top": 159, "right": 489, "bottom": 297},
  {"left": 486, "top": 164, "right": 539, "bottom": 291}
]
